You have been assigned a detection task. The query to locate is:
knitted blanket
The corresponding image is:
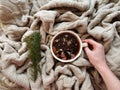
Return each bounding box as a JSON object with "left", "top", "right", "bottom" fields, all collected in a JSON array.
[{"left": 0, "top": 0, "right": 120, "bottom": 90}]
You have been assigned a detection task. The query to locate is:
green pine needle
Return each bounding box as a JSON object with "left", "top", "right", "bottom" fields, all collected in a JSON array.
[{"left": 24, "top": 32, "right": 42, "bottom": 81}]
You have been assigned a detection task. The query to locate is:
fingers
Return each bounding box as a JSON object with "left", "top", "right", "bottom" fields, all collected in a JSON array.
[
  {"left": 82, "top": 39, "right": 99, "bottom": 49},
  {"left": 83, "top": 39, "right": 98, "bottom": 46}
]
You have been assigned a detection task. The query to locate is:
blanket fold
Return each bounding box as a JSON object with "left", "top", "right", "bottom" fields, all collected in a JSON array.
[{"left": 0, "top": 0, "right": 120, "bottom": 90}]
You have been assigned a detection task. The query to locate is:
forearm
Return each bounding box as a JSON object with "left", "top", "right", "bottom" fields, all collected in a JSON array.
[
  {"left": 96, "top": 63, "right": 120, "bottom": 90},
  {"left": 83, "top": 39, "right": 120, "bottom": 90}
]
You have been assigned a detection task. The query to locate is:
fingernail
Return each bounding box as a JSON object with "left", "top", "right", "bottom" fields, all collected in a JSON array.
[{"left": 82, "top": 39, "right": 86, "bottom": 42}]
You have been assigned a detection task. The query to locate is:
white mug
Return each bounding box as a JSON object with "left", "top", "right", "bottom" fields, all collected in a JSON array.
[{"left": 50, "top": 31, "right": 88, "bottom": 62}]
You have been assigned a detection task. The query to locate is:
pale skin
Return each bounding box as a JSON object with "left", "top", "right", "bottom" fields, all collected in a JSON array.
[{"left": 83, "top": 39, "right": 120, "bottom": 90}]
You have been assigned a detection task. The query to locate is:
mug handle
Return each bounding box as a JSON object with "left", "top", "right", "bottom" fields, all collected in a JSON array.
[{"left": 82, "top": 42, "right": 88, "bottom": 47}]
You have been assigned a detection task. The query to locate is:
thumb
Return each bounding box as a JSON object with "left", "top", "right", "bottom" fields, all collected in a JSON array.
[{"left": 84, "top": 46, "right": 91, "bottom": 54}]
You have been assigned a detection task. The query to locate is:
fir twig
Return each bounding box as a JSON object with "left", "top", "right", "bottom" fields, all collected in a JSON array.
[{"left": 24, "top": 32, "right": 42, "bottom": 81}]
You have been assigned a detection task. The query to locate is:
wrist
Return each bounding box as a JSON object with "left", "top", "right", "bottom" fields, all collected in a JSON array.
[{"left": 95, "top": 63, "right": 109, "bottom": 73}]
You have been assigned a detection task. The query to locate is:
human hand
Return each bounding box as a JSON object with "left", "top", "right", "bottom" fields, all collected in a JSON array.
[
  {"left": 83, "top": 39, "right": 120, "bottom": 90},
  {"left": 83, "top": 39, "right": 107, "bottom": 70}
]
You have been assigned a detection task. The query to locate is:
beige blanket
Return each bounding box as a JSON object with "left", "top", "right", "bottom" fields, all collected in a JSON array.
[{"left": 0, "top": 0, "right": 120, "bottom": 90}]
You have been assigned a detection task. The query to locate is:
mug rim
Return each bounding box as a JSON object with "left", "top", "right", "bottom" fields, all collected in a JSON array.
[{"left": 50, "top": 30, "right": 82, "bottom": 62}]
